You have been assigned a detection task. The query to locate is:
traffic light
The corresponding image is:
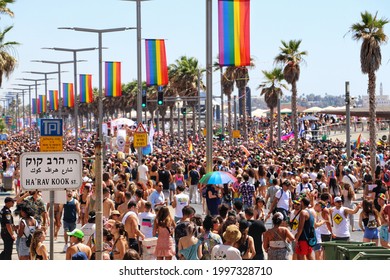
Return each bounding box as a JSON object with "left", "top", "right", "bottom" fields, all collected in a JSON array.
[
  {"left": 181, "top": 107, "right": 187, "bottom": 115},
  {"left": 157, "top": 91, "right": 164, "bottom": 106},
  {"left": 142, "top": 94, "right": 147, "bottom": 108},
  {"left": 218, "top": 134, "right": 225, "bottom": 141}
]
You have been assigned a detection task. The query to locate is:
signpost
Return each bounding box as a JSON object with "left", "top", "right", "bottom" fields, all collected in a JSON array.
[
  {"left": 40, "top": 119, "right": 63, "bottom": 151},
  {"left": 133, "top": 123, "right": 148, "bottom": 148},
  {"left": 20, "top": 151, "right": 83, "bottom": 190},
  {"left": 0, "top": 134, "right": 7, "bottom": 145},
  {"left": 232, "top": 130, "right": 241, "bottom": 139}
]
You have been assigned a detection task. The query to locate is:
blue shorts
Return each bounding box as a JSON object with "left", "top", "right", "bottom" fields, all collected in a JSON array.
[
  {"left": 169, "top": 183, "right": 177, "bottom": 191},
  {"left": 63, "top": 221, "right": 76, "bottom": 232},
  {"left": 364, "top": 227, "right": 379, "bottom": 240},
  {"left": 379, "top": 225, "right": 389, "bottom": 241}
]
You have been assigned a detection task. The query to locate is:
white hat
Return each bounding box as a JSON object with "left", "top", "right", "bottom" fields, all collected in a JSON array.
[{"left": 334, "top": 196, "right": 342, "bottom": 203}]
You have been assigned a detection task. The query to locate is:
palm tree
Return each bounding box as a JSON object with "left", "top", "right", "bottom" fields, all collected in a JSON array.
[
  {"left": 258, "top": 68, "right": 287, "bottom": 148},
  {"left": 349, "top": 11, "right": 388, "bottom": 175},
  {"left": 0, "top": 0, "right": 15, "bottom": 17},
  {"left": 169, "top": 56, "right": 205, "bottom": 142},
  {"left": 275, "top": 40, "right": 307, "bottom": 150},
  {"left": 0, "top": 25, "right": 19, "bottom": 87}
]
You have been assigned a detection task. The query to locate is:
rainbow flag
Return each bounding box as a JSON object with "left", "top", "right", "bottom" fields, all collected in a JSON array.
[
  {"left": 49, "top": 90, "right": 59, "bottom": 110},
  {"left": 356, "top": 133, "right": 362, "bottom": 149},
  {"left": 79, "top": 74, "right": 93, "bottom": 103},
  {"left": 32, "top": 98, "right": 38, "bottom": 114},
  {"left": 218, "top": 0, "right": 251, "bottom": 66},
  {"left": 105, "top": 61, "right": 122, "bottom": 97},
  {"left": 39, "top": 95, "right": 46, "bottom": 113},
  {"left": 145, "top": 39, "right": 168, "bottom": 86},
  {"left": 63, "top": 83, "right": 75, "bottom": 108}
]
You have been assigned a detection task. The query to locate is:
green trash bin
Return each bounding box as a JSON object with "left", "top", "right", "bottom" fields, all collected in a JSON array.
[
  {"left": 336, "top": 246, "right": 389, "bottom": 260},
  {"left": 353, "top": 252, "right": 390, "bottom": 260},
  {"left": 321, "top": 241, "right": 375, "bottom": 260}
]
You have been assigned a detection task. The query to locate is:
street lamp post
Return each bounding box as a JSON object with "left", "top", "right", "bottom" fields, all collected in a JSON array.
[
  {"left": 11, "top": 88, "right": 26, "bottom": 132},
  {"left": 59, "top": 26, "right": 134, "bottom": 260},
  {"left": 206, "top": 0, "right": 213, "bottom": 172},
  {"left": 32, "top": 60, "right": 74, "bottom": 119},
  {"left": 43, "top": 47, "right": 96, "bottom": 149},
  {"left": 15, "top": 84, "right": 36, "bottom": 138},
  {"left": 18, "top": 78, "right": 46, "bottom": 136},
  {"left": 345, "top": 81, "right": 351, "bottom": 159}
]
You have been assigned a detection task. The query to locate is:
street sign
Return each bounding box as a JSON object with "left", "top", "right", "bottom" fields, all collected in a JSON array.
[
  {"left": 0, "top": 133, "right": 7, "bottom": 145},
  {"left": 40, "top": 136, "right": 63, "bottom": 152},
  {"left": 135, "top": 123, "right": 147, "bottom": 133},
  {"left": 133, "top": 133, "right": 148, "bottom": 148},
  {"left": 233, "top": 130, "right": 241, "bottom": 139},
  {"left": 203, "top": 128, "right": 207, "bottom": 136},
  {"left": 40, "top": 119, "right": 63, "bottom": 136},
  {"left": 20, "top": 151, "right": 83, "bottom": 190}
]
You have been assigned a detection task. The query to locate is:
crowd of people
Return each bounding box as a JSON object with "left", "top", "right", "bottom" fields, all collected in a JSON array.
[{"left": 1, "top": 114, "right": 390, "bottom": 260}]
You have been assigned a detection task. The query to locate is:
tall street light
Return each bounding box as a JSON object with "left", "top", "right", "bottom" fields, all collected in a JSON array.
[
  {"left": 23, "top": 71, "right": 61, "bottom": 115},
  {"left": 122, "top": 0, "right": 150, "bottom": 164},
  {"left": 11, "top": 88, "right": 26, "bottom": 131},
  {"left": 42, "top": 47, "right": 96, "bottom": 149},
  {"left": 15, "top": 83, "right": 37, "bottom": 138},
  {"left": 59, "top": 26, "right": 134, "bottom": 260},
  {"left": 206, "top": 0, "right": 213, "bottom": 172},
  {"left": 18, "top": 78, "right": 46, "bottom": 133},
  {"left": 7, "top": 91, "right": 20, "bottom": 132},
  {"left": 32, "top": 60, "right": 74, "bottom": 118}
]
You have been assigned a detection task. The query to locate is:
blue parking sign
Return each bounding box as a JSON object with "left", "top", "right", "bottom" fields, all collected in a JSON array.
[{"left": 40, "top": 119, "right": 63, "bottom": 136}]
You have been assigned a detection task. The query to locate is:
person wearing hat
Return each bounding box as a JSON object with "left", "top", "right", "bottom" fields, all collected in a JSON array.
[
  {"left": 0, "top": 197, "right": 16, "bottom": 260},
  {"left": 65, "top": 229, "right": 92, "bottom": 260},
  {"left": 211, "top": 224, "right": 242, "bottom": 260},
  {"left": 341, "top": 167, "right": 358, "bottom": 190},
  {"left": 330, "top": 196, "right": 361, "bottom": 241},
  {"left": 295, "top": 174, "right": 314, "bottom": 196}
]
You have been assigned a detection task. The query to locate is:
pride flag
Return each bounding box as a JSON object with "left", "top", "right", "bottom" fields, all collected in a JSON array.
[
  {"left": 79, "top": 74, "right": 93, "bottom": 103},
  {"left": 356, "top": 133, "right": 362, "bottom": 149},
  {"left": 218, "top": 0, "right": 251, "bottom": 66},
  {"left": 63, "top": 83, "right": 75, "bottom": 108},
  {"left": 39, "top": 95, "right": 46, "bottom": 113},
  {"left": 49, "top": 90, "right": 59, "bottom": 111},
  {"left": 105, "top": 62, "right": 122, "bottom": 97},
  {"left": 145, "top": 39, "right": 168, "bottom": 86},
  {"left": 32, "top": 98, "right": 38, "bottom": 114}
]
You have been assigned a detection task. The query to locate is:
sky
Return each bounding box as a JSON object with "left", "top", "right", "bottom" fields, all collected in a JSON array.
[{"left": 1, "top": 0, "right": 390, "bottom": 106}]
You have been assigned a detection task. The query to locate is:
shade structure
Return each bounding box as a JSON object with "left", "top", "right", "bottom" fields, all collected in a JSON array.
[
  {"left": 303, "top": 106, "right": 323, "bottom": 113},
  {"left": 199, "top": 171, "right": 237, "bottom": 185},
  {"left": 111, "top": 118, "right": 136, "bottom": 127}
]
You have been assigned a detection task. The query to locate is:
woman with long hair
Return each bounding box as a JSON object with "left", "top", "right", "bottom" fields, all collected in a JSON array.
[
  {"left": 153, "top": 206, "right": 176, "bottom": 260},
  {"left": 257, "top": 165, "right": 267, "bottom": 198},
  {"left": 328, "top": 177, "right": 341, "bottom": 200},
  {"left": 254, "top": 196, "right": 266, "bottom": 221},
  {"left": 263, "top": 212, "right": 294, "bottom": 260},
  {"left": 178, "top": 222, "right": 201, "bottom": 260},
  {"left": 17, "top": 205, "right": 38, "bottom": 260},
  {"left": 30, "top": 229, "right": 48, "bottom": 260},
  {"left": 359, "top": 199, "right": 381, "bottom": 245},
  {"left": 235, "top": 219, "right": 256, "bottom": 259},
  {"left": 78, "top": 184, "right": 90, "bottom": 225},
  {"left": 110, "top": 221, "right": 129, "bottom": 260},
  {"left": 342, "top": 183, "right": 356, "bottom": 231}
]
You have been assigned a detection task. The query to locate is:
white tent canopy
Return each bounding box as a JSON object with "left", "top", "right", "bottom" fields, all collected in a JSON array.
[
  {"left": 303, "top": 106, "right": 323, "bottom": 113},
  {"left": 252, "top": 108, "right": 269, "bottom": 117}
]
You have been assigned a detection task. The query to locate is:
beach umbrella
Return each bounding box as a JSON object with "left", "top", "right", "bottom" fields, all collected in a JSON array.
[{"left": 199, "top": 171, "right": 237, "bottom": 185}]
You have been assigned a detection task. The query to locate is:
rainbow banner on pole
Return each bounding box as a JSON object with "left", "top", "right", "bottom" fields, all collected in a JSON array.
[
  {"left": 39, "top": 95, "right": 46, "bottom": 113},
  {"left": 63, "top": 83, "right": 75, "bottom": 108},
  {"left": 49, "top": 90, "right": 59, "bottom": 111},
  {"left": 145, "top": 39, "right": 168, "bottom": 86},
  {"left": 79, "top": 74, "right": 93, "bottom": 103},
  {"left": 105, "top": 62, "right": 122, "bottom": 97},
  {"left": 32, "top": 98, "right": 38, "bottom": 114},
  {"left": 218, "top": 0, "right": 251, "bottom": 66}
]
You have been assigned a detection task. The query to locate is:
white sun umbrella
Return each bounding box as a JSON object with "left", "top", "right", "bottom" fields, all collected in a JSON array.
[{"left": 111, "top": 118, "right": 136, "bottom": 127}]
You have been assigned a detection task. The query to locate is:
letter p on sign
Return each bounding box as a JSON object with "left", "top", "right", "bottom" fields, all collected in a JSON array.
[{"left": 40, "top": 119, "right": 63, "bottom": 136}]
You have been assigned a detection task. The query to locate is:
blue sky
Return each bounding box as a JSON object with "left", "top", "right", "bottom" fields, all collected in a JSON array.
[{"left": 1, "top": 0, "right": 390, "bottom": 104}]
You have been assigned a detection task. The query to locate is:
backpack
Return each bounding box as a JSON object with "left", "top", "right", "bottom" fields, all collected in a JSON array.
[
  {"left": 384, "top": 172, "right": 390, "bottom": 183},
  {"left": 303, "top": 210, "right": 317, "bottom": 247}
]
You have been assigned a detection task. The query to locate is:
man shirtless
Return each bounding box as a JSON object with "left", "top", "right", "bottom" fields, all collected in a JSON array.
[
  {"left": 135, "top": 189, "right": 147, "bottom": 213},
  {"left": 65, "top": 229, "right": 92, "bottom": 260},
  {"left": 117, "top": 192, "right": 132, "bottom": 219},
  {"left": 103, "top": 187, "right": 115, "bottom": 219},
  {"left": 122, "top": 201, "right": 145, "bottom": 253}
]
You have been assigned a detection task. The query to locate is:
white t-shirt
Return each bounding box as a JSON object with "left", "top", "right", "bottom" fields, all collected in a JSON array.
[
  {"left": 138, "top": 211, "right": 156, "bottom": 240},
  {"left": 138, "top": 164, "right": 149, "bottom": 181},
  {"left": 174, "top": 193, "right": 189, "bottom": 218},
  {"left": 80, "top": 223, "right": 96, "bottom": 245},
  {"left": 275, "top": 189, "right": 291, "bottom": 210},
  {"left": 342, "top": 174, "right": 357, "bottom": 186},
  {"left": 211, "top": 244, "right": 242, "bottom": 260}
]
